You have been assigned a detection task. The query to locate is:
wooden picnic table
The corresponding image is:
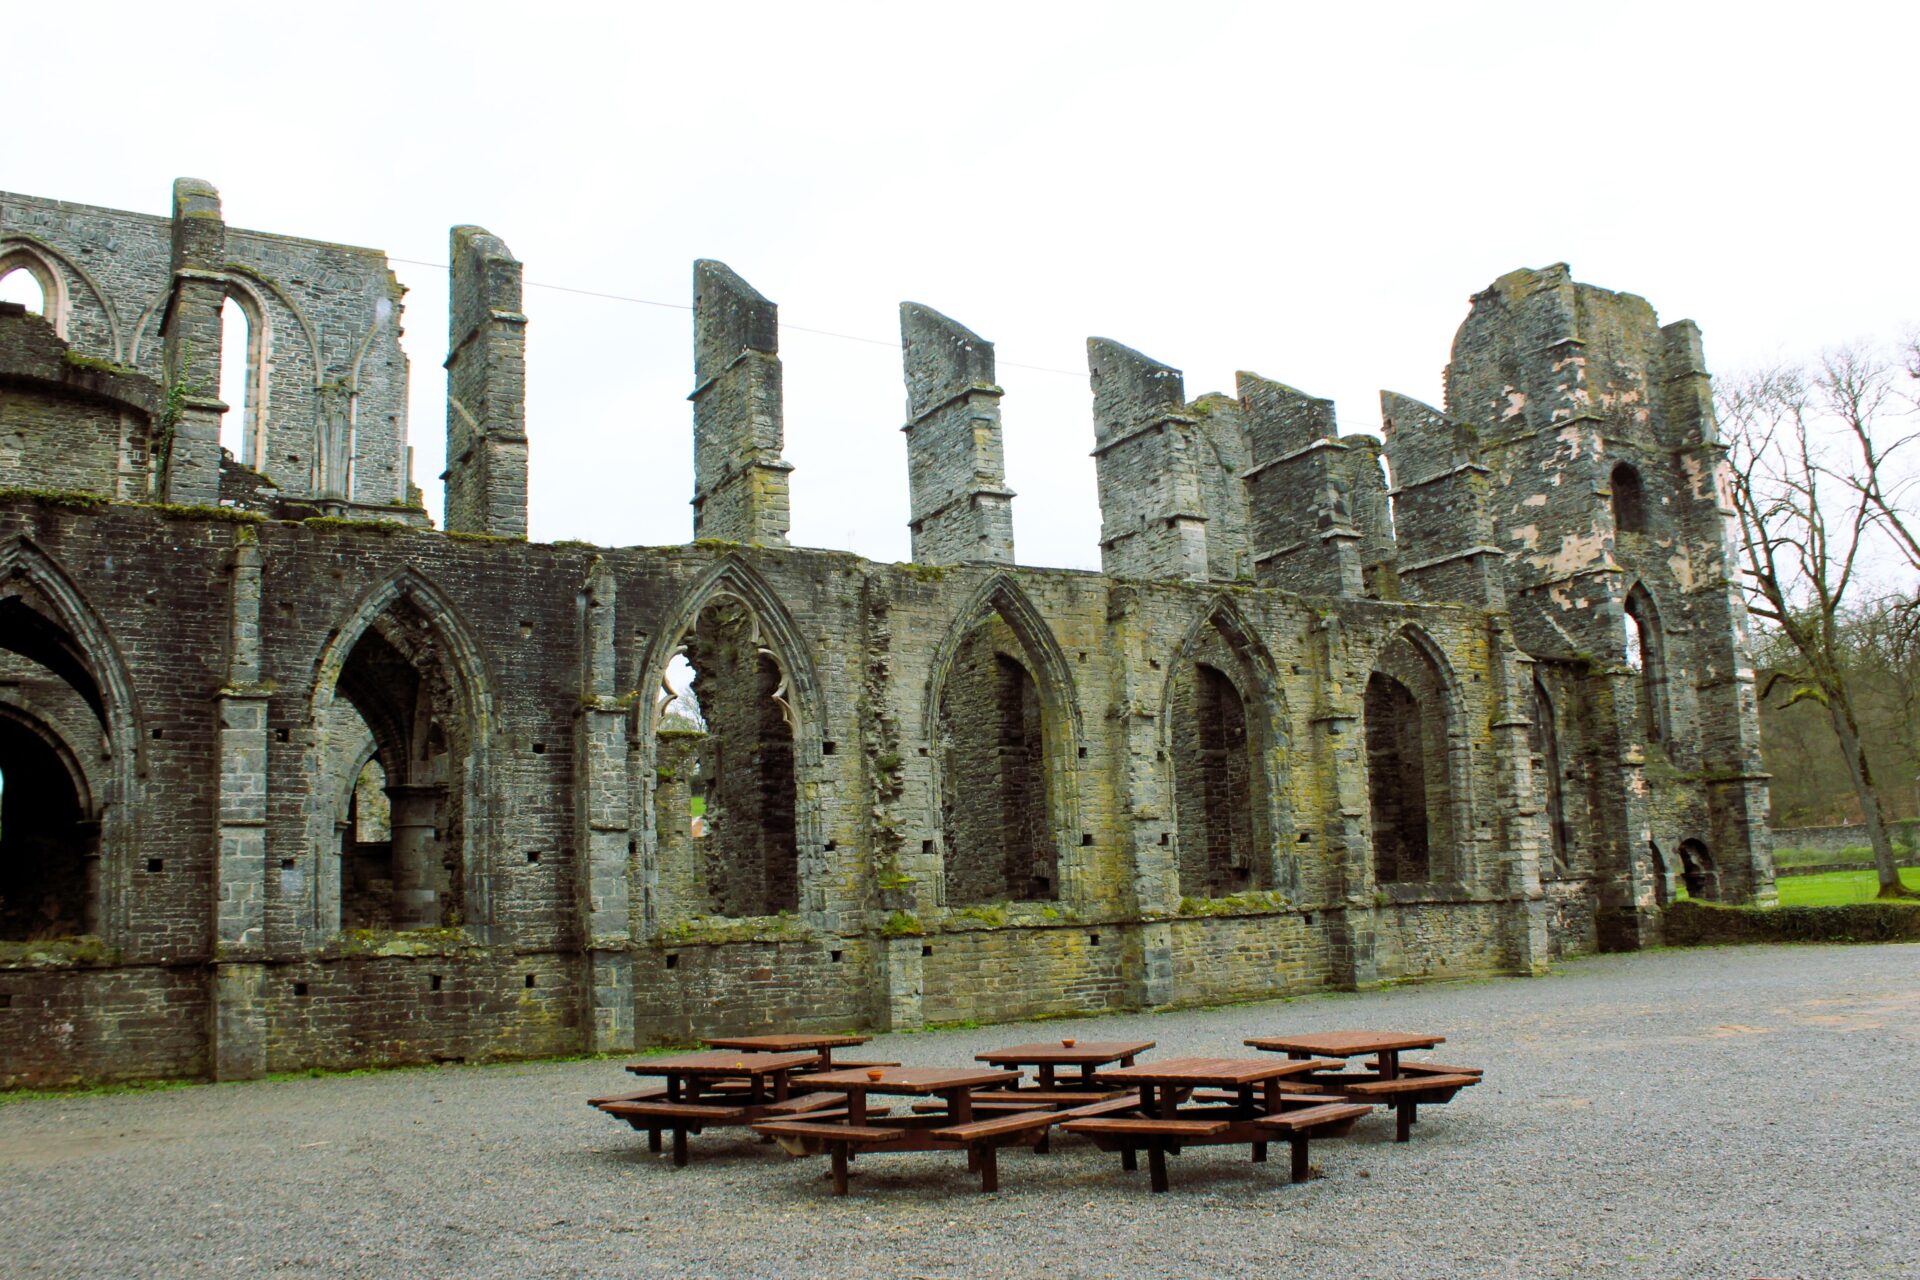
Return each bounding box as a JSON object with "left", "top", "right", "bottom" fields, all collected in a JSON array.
[
  {"left": 1243, "top": 1030, "right": 1445, "bottom": 1080},
  {"left": 753, "top": 1065, "right": 1050, "bottom": 1195},
  {"left": 975, "top": 1039, "right": 1154, "bottom": 1091},
  {"left": 1065, "top": 1055, "right": 1361, "bottom": 1192},
  {"left": 701, "top": 1033, "right": 894, "bottom": 1072},
  {"left": 609, "top": 1049, "right": 824, "bottom": 1166}
]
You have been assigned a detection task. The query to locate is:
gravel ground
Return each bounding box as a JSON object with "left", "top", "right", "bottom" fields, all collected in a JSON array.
[{"left": 4, "top": 943, "right": 1917, "bottom": 1279}]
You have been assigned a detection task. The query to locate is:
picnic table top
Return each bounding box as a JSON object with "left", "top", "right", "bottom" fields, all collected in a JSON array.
[
  {"left": 703, "top": 1033, "right": 871, "bottom": 1053},
  {"left": 802, "top": 1066, "right": 1022, "bottom": 1095},
  {"left": 624, "top": 1049, "right": 821, "bottom": 1078},
  {"left": 976, "top": 1040, "right": 1155, "bottom": 1067},
  {"left": 1242, "top": 1031, "right": 1446, "bottom": 1057},
  {"left": 1098, "top": 1055, "right": 1346, "bottom": 1087}
]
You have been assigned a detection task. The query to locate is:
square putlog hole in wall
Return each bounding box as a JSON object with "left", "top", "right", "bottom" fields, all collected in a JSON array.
[
  {"left": 921, "top": 840, "right": 934, "bottom": 854},
  {"left": 920, "top": 945, "right": 933, "bottom": 957},
  {"left": 146, "top": 858, "right": 163, "bottom": 873},
  {"left": 526, "top": 850, "right": 541, "bottom": 864},
  {"left": 524, "top": 974, "right": 537, "bottom": 989},
  {"left": 1081, "top": 834, "right": 1094, "bottom": 847},
  {"left": 822, "top": 740, "right": 836, "bottom": 755},
  {"left": 293, "top": 982, "right": 308, "bottom": 997},
  {"left": 830, "top": 950, "right": 843, "bottom": 963},
  {"left": 0, "top": 994, "right": 12, "bottom": 1009},
  {"left": 1089, "top": 933, "right": 1101, "bottom": 946},
  {"left": 665, "top": 954, "right": 679, "bottom": 970},
  {"left": 531, "top": 743, "right": 546, "bottom": 755},
  {"left": 428, "top": 974, "right": 443, "bottom": 992}
]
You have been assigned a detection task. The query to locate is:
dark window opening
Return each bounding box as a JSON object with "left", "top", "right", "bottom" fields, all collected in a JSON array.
[
  {"left": 937, "top": 612, "right": 1057, "bottom": 905},
  {"left": 1530, "top": 678, "right": 1570, "bottom": 875},
  {"left": 1365, "top": 672, "right": 1430, "bottom": 883},
  {"left": 0, "top": 720, "right": 91, "bottom": 941},
  {"left": 1677, "top": 838, "right": 1716, "bottom": 900},
  {"left": 1611, "top": 462, "right": 1648, "bottom": 535},
  {"left": 1171, "top": 661, "right": 1263, "bottom": 898},
  {"left": 1623, "top": 585, "right": 1670, "bottom": 745}
]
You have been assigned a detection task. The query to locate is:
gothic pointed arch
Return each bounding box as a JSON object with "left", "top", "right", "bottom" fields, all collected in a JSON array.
[
  {"left": 635, "top": 555, "right": 823, "bottom": 749},
  {"left": 1159, "top": 594, "right": 1293, "bottom": 897},
  {"left": 1363, "top": 623, "right": 1468, "bottom": 885},
  {"left": 1, "top": 237, "right": 122, "bottom": 351},
  {"left": 0, "top": 538, "right": 141, "bottom": 941},
  {"left": 637, "top": 556, "right": 825, "bottom": 921},
  {"left": 923, "top": 573, "right": 1082, "bottom": 906},
  {"left": 1621, "top": 581, "right": 1670, "bottom": 744},
  {"left": 302, "top": 567, "right": 497, "bottom": 937}
]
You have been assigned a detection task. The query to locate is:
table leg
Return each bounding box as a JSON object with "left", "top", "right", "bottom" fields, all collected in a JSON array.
[
  {"left": 831, "top": 1143, "right": 850, "bottom": 1195},
  {"left": 1147, "top": 1145, "right": 1169, "bottom": 1193},
  {"left": 847, "top": 1087, "right": 866, "bottom": 1126},
  {"left": 648, "top": 1128, "right": 662, "bottom": 1153},
  {"left": 1252, "top": 1141, "right": 1267, "bottom": 1164},
  {"left": 1039, "top": 1065, "right": 1056, "bottom": 1090},
  {"left": 978, "top": 1144, "right": 999, "bottom": 1193},
  {"left": 772, "top": 1070, "right": 790, "bottom": 1103},
  {"left": 1121, "top": 1147, "right": 1137, "bottom": 1172},
  {"left": 948, "top": 1088, "right": 974, "bottom": 1125},
  {"left": 1290, "top": 1134, "right": 1309, "bottom": 1182},
  {"left": 1262, "top": 1078, "right": 1281, "bottom": 1115},
  {"left": 1380, "top": 1050, "right": 1400, "bottom": 1081},
  {"left": 672, "top": 1126, "right": 689, "bottom": 1167},
  {"left": 1395, "top": 1098, "right": 1413, "bottom": 1142}
]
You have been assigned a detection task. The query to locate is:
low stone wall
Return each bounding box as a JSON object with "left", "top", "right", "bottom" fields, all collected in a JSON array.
[
  {"left": 1664, "top": 899, "right": 1920, "bottom": 946},
  {"left": 1770, "top": 821, "right": 1919, "bottom": 855}
]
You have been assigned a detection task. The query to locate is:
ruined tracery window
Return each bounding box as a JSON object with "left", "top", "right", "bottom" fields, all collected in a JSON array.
[
  {"left": 1364, "top": 629, "right": 1459, "bottom": 886},
  {"left": 1622, "top": 584, "right": 1669, "bottom": 745},
  {"left": 662, "top": 598, "right": 799, "bottom": 919}
]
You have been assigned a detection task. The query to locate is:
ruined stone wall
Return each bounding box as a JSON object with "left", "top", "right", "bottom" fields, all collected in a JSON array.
[
  {"left": 0, "top": 186, "right": 413, "bottom": 511},
  {"left": 0, "top": 182, "right": 1776, "bottom": 1086}
]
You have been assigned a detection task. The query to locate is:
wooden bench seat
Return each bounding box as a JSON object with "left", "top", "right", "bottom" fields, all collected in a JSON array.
[
  {"left": 929, "top": 1110, "right": 1058, "bottom": 1144},
  {"left": 1339, "top": 1072, "right": 1479, "bottom": 1141},
  {"left": 1390, "top": 1060, "right": 1483, "bottom": 1078},
  {"left": 1061, "top": 1117, "right": 1233, "bottom": 1192},
  {"left": 908, "top": 1097, "right": 1053, "bottom": 1115},
  {"left": 1254, "top": 1101, "right": 1375, "bottom": 1181},
  {"left": 759, "top": 1090, "right": 844, "bottom": 1116},
  {"left": 751, "top": 1120, "right": 914, "bottom": 1196},
  {"left": 971, "top": 1089, "right": 1124, "bottom": 1107},
  {"left": 1053, "top": 1092, "right": 1144, "bottom": 1120},
  {"left": 587, "top": 1086, "right": 668, "bottom": 1108},
  {"left": 600, "top": 1099, "right": 750, "bottom": 1124}
]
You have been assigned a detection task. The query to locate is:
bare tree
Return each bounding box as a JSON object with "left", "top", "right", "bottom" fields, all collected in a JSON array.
[{"left": 1719, "top": 347, "right": 1919, "bottom": 898}]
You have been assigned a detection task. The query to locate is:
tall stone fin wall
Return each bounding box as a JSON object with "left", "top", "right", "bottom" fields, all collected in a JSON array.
[
  {"left": 899, "top": 303, "right": 1015, "bottom": 565},
  {"left": 161, "top": 178, "right": 229, "bottom": 506},
  {"left": 1087, "top": 338, "right": 1208, "bottom": 582},
  {"left": 1379, "top": 391, "right": 1504, "bottom": 608},
  {"left": 690, "top": 261, "right": 792, "bottom": 546},
  {"left": 1237, "top": 372, "right": 1364, "bottom": 596},
  {"left": 442, "top": 226, "right": 529, "bottom": 537}
]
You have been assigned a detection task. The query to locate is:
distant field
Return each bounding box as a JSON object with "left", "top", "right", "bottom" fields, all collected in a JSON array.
[{"left": 1774, "top": 867, "right": 1920, "bottom": 906}]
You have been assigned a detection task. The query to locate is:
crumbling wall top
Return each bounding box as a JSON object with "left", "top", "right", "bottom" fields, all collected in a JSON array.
[{"left": 694, "top": 260, "right": 778, "bottom": 388}]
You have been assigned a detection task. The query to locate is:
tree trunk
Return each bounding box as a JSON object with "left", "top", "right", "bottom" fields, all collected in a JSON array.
[{"left": 1826, "top": 692, "right": 1911, "bottom": 897}]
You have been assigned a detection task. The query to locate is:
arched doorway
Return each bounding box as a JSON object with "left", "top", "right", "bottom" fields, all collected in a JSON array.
[{"left": 0, "top": 715, "right": 92, "bottom": 940}]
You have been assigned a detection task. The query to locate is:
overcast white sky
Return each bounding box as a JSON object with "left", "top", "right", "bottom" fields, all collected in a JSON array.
[{"left": 8, "top": 1, "right": 1916, "bottom": 570}]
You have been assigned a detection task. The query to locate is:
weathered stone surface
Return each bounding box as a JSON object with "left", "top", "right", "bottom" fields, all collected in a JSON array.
[{"left": 0, "top": 181, "right": 1774, "bottom": 1087}]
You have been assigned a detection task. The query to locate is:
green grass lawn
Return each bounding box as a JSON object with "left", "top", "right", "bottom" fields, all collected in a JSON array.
[{"left": 1774, "top": 866, "right": 1920, "bottom": 906}]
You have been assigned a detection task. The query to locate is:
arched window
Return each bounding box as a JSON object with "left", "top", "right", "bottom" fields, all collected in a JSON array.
[
  {"left": 667, "top": 597, "right": 799, "bottom": 918},
  {"left": 0, "top": 266, "right": 48, "bottom": 318},
  {"left": 1171, "top": 663, "right": 1258, "bottom": 897},
  {"left": 1365, "top": 673, "right": 1429, "bottom": 882},
  {"left": 938, "top": 611, "right": 1057, "bottom": 904},
  {"left": 0, "top": 715, "right": 90, "bottom": 940},
  {"left": 1648, "top": 840, "right": 1671, "bottom": 907},
  {"left": 1530, "top": 677, "right": 1570, "bottom": 874},
  {"left": 1364, "top": 629, "right": 1461, "bottom": 886},
  {"left": 1622, "top": 584, "right": 1670, "bottom": 744},
  {"left": 1611, "top": 462, "right": 1647, "bottom": 535},
  {"left": 219, "top": 294, "right": 255, "bottom": 465},
  {"left": 1677, "top": 838, "right": 1715, "bottom": 899}
]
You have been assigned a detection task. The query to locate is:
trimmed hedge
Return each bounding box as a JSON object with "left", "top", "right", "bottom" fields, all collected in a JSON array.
[{"left": 1665, "top": 898, "right": 1920, "bottom": 945}]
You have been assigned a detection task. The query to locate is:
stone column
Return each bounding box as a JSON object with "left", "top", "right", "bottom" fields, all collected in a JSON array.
[
  {"left": 161, "top": 177, "right": 227, "bottom": 507},
  {"left": 690, "top": 261, "right": 792, "bottom": 546},
  {"left": 575, "top": 557, "right": 635, "bottom": 1053},
  {"left": 443, "top": 226, "right": 529, "bottom": 538},
  {"left": 1380, "top": 392, "right": 1506, "bottom": 609},
  {"left": 1663, "top": 321, "right": 1775, "bottom": 905},
  {"left": 1238, "top": 373, "right": 1366, "bottom": 597},
  {"left": 1105, "top": 583, "right": 1178, "bottom": 1006},
  {"left": 1088, "top": 339, "right": 1209, "bottom": 583},
  {"left": 873, "top": 935, "right": 925, "bottom": 1032},
  {"left": 210, "top": 525, "right": 270, "bottom": 1080},
  {"left": 1311, "top": 612, "right": 1380, "bottom": 989},
  {"left": 388, "top": 784, "right": 445, "bottom": 929},
  {"left": 899, "top": 303, "right": 1015, "bottom": 565}
]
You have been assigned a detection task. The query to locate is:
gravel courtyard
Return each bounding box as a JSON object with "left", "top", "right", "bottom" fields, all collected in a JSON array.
[{"left": 4, "top": 943, "right": 1915, "bottom": 1279}]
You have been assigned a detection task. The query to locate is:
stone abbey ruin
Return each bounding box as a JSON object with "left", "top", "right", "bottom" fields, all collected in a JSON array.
[{"left": 0, "top": 180, "right": 1773, "bottom": 1086}]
